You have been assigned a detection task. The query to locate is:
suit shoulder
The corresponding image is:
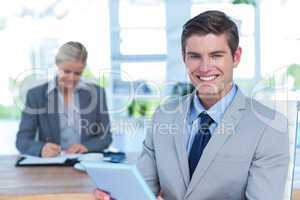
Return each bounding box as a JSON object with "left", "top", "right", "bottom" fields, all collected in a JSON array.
[
  {"left": 26, "top": 82, "right": 48, "bottom": 97},
  {"left": 246, "top": 97, "right": 288, "bottom": 134},
  {"left": 155, "top": 94, "right": 191, "bottom": 115},
  {"left": 84, "top": 82, "right": 106, "bottom": 92}
]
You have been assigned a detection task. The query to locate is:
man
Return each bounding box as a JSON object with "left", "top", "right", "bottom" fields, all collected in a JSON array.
[
  {"left": 94, "top": 10, "right": 289, "bottom": 200},
  {"left": 16, "top": 41, "right": 112, "bottom": 157}
]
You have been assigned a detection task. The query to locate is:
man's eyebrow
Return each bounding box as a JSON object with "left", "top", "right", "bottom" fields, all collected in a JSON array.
[
  {"left": 186, "top": 51, "right": 201, "bottom": 55},
  {"left": 186, "top": 50, "right": 227, "bottom": 55},
  {"left": 210, "top": 50, "right": 227, "bottom": 54}
]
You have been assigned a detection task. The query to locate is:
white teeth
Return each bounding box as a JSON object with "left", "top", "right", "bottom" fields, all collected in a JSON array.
[{"left": 199, "top": 76, "right": 217, "bottom": 81}]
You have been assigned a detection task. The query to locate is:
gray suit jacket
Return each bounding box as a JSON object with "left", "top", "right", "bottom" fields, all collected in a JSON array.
[
  {"left": 137, "top": 89, "right": 290, "bottom": 200},
  {"left": 16, "top": 82, "right": 112, "bottom": 156}
]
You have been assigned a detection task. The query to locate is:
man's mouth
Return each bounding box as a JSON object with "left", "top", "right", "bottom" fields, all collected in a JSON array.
[{"left": 196, "top": 75, "right": 218, "bottom": 81}]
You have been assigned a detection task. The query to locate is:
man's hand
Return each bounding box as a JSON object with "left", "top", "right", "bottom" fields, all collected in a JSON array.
[
  {"left": 93, "top": 188, "right": 111, "bottom": 200},
  {"left": 41, "top": 143, "right": 61, "bottom": 157},
  {"left": 66, "top": 144, "right": 88, "bottom": 154}
]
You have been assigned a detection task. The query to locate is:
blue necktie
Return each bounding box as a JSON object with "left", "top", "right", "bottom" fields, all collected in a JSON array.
[{"left": 188, "top": 112, "right": 214, "bottom": 178}]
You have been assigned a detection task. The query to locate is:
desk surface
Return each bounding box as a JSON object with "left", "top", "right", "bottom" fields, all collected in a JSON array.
[
  {"left": 1, "top": 155, "right": 300, "bottom": 200},
  {"left": 0, "top": 154, "right": 139, "bottom": 198}
]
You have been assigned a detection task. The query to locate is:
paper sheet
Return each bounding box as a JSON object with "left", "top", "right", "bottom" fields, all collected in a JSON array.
[{"left": 19, "top": 154, "right": 81, "bottom": 165}]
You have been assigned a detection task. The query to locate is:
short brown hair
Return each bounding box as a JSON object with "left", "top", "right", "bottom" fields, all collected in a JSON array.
[
  {"left": 181, "top": 10, "right": 239, "bottom": 56},
  {"left": 55, "top": 41, "right": 88, "bottom": 65}
]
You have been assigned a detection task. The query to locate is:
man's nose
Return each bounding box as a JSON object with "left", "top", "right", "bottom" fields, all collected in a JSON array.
[
  {"left": 66, "top": 72, "right": 76, "bottom": 80},
  {"left": 199, "top": 57, "right": 211, "bottom": 72}
]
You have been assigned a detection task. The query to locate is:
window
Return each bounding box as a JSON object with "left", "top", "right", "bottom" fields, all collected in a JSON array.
[
  {"left": 260, "top": 0, "right": 300, "bottom": 76},
  {"left": 110, "top": 0, "right": 167, "bottom": 116},
  {"left": 119, "top": 0, "right": 166, "bottom": 55},
  {"left": 121, "top": 62, "right": 166, "bottom": 82}
]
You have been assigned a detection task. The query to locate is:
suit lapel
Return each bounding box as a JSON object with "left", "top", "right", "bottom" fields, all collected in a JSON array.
[
  {"left": 46, "top": 89, "right": 61, "bottom": 144},
  {"left": 78, "top": 89, "right": 92, "bottom": 137},
  {"left": 173, "top": 94, "right": 193, "bottom": 188},
  {"left": 185, "top": 89, "right": 247, "bottom": 197}
]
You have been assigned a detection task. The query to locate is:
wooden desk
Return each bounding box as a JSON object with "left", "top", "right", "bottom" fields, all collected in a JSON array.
[
  {"left": 0, "top": 154, "right": 138, "bottom": 200},
  {"left": 1, "top": 155, "right": 300, "bottom": 200},
  {"left": 294, "top": 189, "right": 300, "bottom": 200}
]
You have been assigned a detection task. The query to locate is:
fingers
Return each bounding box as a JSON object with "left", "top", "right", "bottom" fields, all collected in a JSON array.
[
  {"left": 93, "top": 188, "right": 111, "bottom": 200},
  {"left": 157, "top": 192, "right": 164, "bottom": 200},
  {"left": 41, "top": 143, "right": 61, "bottom": 157},
  {"left": 42, "top": 143, "right": 87, "bottom": 157},
  {"left": 66, "top": 144, "right": 80, "bottom": 154},
  {"left": 157, "top": 195, "right": 165, "bottom": 200},
  {"left": 48, "top": 143, "right": 61, "bottom": 151},
  {"left": 44, "top": 144, "right": 61, "bottom": 157},
  {"left": 66, "top": 144, "right": 88, "bottom": 154}
]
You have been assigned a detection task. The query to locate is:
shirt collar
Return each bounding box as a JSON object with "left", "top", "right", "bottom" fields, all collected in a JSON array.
[
  {"left": 47, "top": 76, "right": 90, "bottom": 95},
  {"left": 188, "top": 84, "right": 238, "bottom": 125}
]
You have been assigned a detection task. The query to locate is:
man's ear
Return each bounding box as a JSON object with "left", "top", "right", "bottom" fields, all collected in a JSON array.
[
  {"left": 182, "top": 50, "right": 186, "bottom": 63},
  {"left": 233, "top": 47, "right": 242, "bottom": 68}
]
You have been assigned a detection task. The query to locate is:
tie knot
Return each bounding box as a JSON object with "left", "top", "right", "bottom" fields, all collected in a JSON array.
[{"left": 198, "top": 112, "right": 214, "bottom": 132}]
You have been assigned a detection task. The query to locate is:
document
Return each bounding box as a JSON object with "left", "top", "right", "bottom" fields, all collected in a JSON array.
[
  {"left": 16, "top": 153, "right": 104, "bottom": 166},
  {"left": 20, "top": 154, "right": 78, "bottom": 164},
  {"left": 16, "top": 153, "right": 82, "bottom": 166},
  {"left": 81, "top": 162, "right": 156, "bottom": 200}
]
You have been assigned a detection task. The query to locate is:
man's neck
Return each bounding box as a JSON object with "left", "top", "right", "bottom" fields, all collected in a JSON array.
[{"left": 198, "top": 84, "right": 233, "bottom": 110}]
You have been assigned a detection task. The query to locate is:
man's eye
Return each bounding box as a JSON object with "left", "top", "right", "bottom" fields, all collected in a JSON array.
[
  {"left": 64, "top": 70, "right": 71, "bottom": 74},
  {"left": 212, "top": 54, "right": 222, "bottom": 58},
  {"left": 74, "top": 72, "right": 82, "bottom": 76},
  {"left": 190, "top": 55, "right": 200, "bottom": 58}
]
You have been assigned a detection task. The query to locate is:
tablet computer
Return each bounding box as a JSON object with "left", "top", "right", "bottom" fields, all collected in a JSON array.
[{"left": 81, "top": 162, "right": 156, "bottom": 200}]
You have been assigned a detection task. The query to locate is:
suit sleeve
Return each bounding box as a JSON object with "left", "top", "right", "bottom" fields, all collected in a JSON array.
[
  {"left": 137, "top": 109, "right": 160, "bottom": 196},
  {"left": 245, "top": 119, "right": 290, "bottom": 200},
  {"left": 15, "top": 89, "right": 45, "bottom": 156},
  {"left": 82, "top": 87, "right": 112, "bottom": 152}
]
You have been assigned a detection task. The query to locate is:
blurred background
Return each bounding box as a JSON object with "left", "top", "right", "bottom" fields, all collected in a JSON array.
[{"left": 0, "top": 0, "right": 299, "bottom": 162}]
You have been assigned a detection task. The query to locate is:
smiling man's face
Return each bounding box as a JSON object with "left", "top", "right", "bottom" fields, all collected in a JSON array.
[{"left": 184, "top": 33, "right": 241, "bottom": 101}]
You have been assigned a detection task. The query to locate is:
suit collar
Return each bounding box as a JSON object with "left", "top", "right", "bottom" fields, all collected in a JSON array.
[
  {"left": 172, "top": 93, "right": 194, "bottom": 188},
  {"left": 47, "top": 76, "right": 91, "bottom": 96},
  {"left": 185, "top": 88, "right": 247, "bottom": 197}
]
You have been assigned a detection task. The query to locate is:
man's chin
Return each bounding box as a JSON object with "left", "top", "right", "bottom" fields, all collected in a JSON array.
[
  {"left": 197, "top": 91, "right": 220, "bottom": 99},
  {"left": 195, "top": 85, "right": 221, "bottom": 96},
  {"left": 195, "top": 83, "right": 219, "bottom": 93}
]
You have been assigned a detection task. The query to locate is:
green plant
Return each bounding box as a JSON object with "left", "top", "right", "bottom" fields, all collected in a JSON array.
[
  {"left": 127, "top": 100, "right": 139, "bottom": 117},
  {"left": 171, "top": 82, "right": 194, "bottom": 96},
  {"left": 287, "top": 64, "right": 300, "bottom": 90},
  {"left": 0, "top": 104, "right": 21, "bottom": 119},
  {"left": 139, "top": 101, "right": 149, "bottom": 117},
  {"left": 82, "top": 68, "right": 109, "bottom": 88},
  {"left": 232, "top": 0, "right": 255, "bottom": 6},
  {"left": 127, "top": 99, "right": 160, "bottom": 118}
]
